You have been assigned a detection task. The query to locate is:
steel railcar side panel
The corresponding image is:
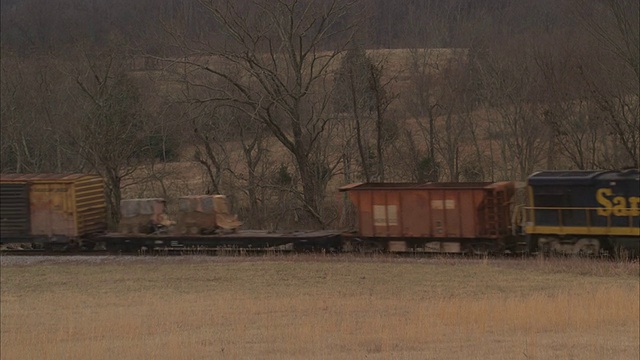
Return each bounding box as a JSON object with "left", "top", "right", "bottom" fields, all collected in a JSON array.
[
  {"left": 0, "top": 182, "right": 31, "bottom": 242},
  {"left": 0, "top": 174, "right": 108, "bottom": 242},
  {"left": 340, "top": 182, "right": 515, "bottom": 241},
  {"left": 74, "top": 176, "right": 108, "bottom": 236}
]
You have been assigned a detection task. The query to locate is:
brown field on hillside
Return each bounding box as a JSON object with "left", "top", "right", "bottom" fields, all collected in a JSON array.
[
  {"left": 1, "top": 256, "right": 638, "bottom": 360},
  {"left": 123, "top": 48, "right": 470, "bottom": 192},
  {"left": 121, "top": 47, "right": 525, "bottom": 212}
]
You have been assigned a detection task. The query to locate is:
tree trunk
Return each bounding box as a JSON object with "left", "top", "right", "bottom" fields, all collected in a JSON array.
[{"left": 294, "top": 149, "right": 323, "bottom": 227}]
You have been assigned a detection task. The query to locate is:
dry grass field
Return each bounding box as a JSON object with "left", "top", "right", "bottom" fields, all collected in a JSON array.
[{"left": 1, "top": 256, "right": 638, "bottom": 360}]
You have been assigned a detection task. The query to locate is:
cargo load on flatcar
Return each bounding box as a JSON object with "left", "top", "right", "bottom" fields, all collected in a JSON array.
[
  {"left": 1, "top": 170, "right": 637, "bottom": 257},
  {"left": 119, "top": 198, "right": 174, "bottom": 234},
  {"left": 176, "top": 195, "right": 242, "bottom": 235}
]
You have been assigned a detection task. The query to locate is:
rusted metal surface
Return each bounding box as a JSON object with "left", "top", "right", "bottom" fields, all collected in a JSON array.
[
  {"left": 0, "top": 174, "right": 107, "bottom": 239},
  {"left": 178, "top": 195, "right": 216, "bottom": 213},
  {"left": 0, "top": 183, "right": 30, "bottom": 238},
  {"left": 176, "top": 195, "right": 242, "bottom": 234},
  {"left": 340, "top": 182, "right": 515, "bottom": 239},
  {"left": 74, "top": 177, "right": 109, "bottom": 236},
  {"left": 119, "top": 198, "right": 172, "bottom": 234}
]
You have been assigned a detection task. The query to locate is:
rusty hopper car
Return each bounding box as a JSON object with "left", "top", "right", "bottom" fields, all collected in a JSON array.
[
  {"left": 0, "top": 174, "right": 107, "bottom": 247},
  {"left": 339, "top": 181, "right": 518, "bottom": 254}
]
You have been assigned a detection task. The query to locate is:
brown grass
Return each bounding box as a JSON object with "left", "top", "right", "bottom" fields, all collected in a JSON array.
[{"left": 1, "top": 256, "right": 638, "bottom": 359}]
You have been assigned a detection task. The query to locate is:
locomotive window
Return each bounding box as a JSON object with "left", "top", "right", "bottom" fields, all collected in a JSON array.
[{"left": 534, "top": 190, "right": 574, "bottom": 226}]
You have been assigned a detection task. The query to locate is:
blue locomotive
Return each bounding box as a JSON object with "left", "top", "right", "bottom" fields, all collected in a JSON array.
[
  {"left": 1, "top": 169, "right": 638, "bottom": 257},
  {"left": 524, "top": 169, "right": 639, "bottom": 256}
]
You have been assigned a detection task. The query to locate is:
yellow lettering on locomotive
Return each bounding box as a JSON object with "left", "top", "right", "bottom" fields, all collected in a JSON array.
[
  {"left": 612, "top": 197, "right": 627, "bottom": 216},
  {"left": 596, "top": 188, "right": 640, "bottom": 217},
  {"left": 596, "top": 188, "right": 613, "bottom": 216},
  {"left": 629, "top": 197, "right": 640, "bottom": 216}
]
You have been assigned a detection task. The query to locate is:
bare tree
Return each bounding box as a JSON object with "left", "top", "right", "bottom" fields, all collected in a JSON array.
[
  {"left": 475, "top": 40, "right": 552, "bottom": 180},
  {"left": 234, "top": 116, "right": 270, "bottom": 228},
  {"left": 405, "top": 48, "right": 439, "bottom": 173},
  {"left": 390, "top": 129, "right": 438, "bottom": 183},
  {"left": 431, "top": 55, "right": 476, "bottom": 182},
  {"left": 572, "top": 0, "right": 640, "bottom": 168},
  {"left": 333, "top": 47, "right": 396, "bottom": 182},
  {"left": 367, "top": 54, "right": 397, "bottom": 181},
  {"left": 189, "top": 105, "right": 232, "bottom": 195},
  {"left": 404, "top": 48, "right": 472, "bottom": 181},
  {"left": 66, "top": 45, "right": 153, "bottom": 226},
  {"left": 162, "top": 0, "right": 359, "bottom": 225},
  {"left": 0, "top": 51, "right": 90, "bottom": 174},
  {"left": 533, "top": 40, "right": 606, "bottom": 170},
  {"left": 573, "top": 0, "right": 639, "bottom": 83},
  {"left": 333, "top": 47, "right": 375, "bottom": 181}
]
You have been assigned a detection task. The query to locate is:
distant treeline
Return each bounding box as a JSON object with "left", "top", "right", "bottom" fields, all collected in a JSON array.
[
  {"left": 1, "top": 0, "right": 588, "bottom": 54},
  {"left": 0, "top": 0, "right": 637, "bottom": 229}
]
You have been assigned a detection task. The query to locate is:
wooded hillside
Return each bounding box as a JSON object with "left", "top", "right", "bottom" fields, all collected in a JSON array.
[{"left": 1, "top": 0, "right": 638, "bottom": 228}]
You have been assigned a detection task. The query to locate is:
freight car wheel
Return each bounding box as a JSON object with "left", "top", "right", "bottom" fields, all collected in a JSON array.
[
  {"left": 467, "top": 242, "right": 493, "bottom": 257},
  {"left": 573, "top": 238, "right": 600, "bottom": 257},
  {"left": 364, "top": 240, "right": 385, "bottom": 254},
  {"left": 80, "top": 241, "right": 96, "bottom": 251},
  {"left": 341, "top": 238, "right": 384, "bottom": 254}
]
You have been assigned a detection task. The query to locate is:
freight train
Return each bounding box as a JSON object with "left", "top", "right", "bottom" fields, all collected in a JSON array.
[{"left": 0, "top": 170, "right": 638, "bottom": 256}]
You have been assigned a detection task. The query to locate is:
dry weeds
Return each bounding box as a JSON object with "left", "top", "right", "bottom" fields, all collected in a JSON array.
[{"left": 1, "top": 256, "right": 638, "bottom": 359}]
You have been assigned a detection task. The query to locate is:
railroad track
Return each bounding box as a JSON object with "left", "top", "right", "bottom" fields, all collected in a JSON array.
[
  {"left": 0, "top": 249, "right": 115, "bottom": 256},
  {"left": 0, "top": 247, "right": 298, "bottom": 257},
  {"left": 0, "top": 246, "right": 618, "bottom": 260},
  {"left": 0, "top": 247, "right": 515, "bottom": 258}
]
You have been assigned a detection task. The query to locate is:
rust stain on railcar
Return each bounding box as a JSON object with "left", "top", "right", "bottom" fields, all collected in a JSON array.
[
  {"left": 176, "top": 195, "right": 242, "bottom": 234},
  {"left": 119, "top": 198, "right": 170, "bottom": 234},
  {"left": 0, "top": 174, "right": 107, "bottom": 238},
  {"left": 29, "top": 182, "right": 76, "bottom": 236},
  {"left": 340, "top": 182, "right": 515, "bottom": 240}
]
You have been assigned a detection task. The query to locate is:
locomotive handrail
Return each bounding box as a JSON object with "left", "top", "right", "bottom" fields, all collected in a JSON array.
[{"left": 521, "top": 206, "right": 640, "bottom": 236}]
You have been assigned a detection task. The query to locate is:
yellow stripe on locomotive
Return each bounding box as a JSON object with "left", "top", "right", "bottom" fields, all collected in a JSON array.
[{"left": 524, "top": 169, "right": 639, "bottom": 255}]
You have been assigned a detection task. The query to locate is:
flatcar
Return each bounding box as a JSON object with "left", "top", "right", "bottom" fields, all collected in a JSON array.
[{"left": 1, "top": 170, "right": 638, "bottom": 256}]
